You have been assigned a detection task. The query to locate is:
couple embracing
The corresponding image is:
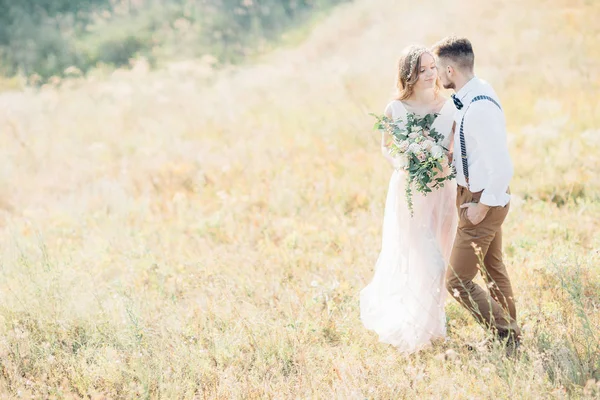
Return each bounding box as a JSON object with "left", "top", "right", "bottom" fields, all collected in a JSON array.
[{"left": 360, "top": 36, "right": 520, "bottom": 354}]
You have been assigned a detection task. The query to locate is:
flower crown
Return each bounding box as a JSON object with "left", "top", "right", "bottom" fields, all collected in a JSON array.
[{"left": 402, "top": 47, "right": 432, "bottom": 80}]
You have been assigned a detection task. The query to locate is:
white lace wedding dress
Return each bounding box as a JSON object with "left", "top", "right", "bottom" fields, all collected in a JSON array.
[{"left": 360, "top": 99, "right": 458, "bottom": 353}]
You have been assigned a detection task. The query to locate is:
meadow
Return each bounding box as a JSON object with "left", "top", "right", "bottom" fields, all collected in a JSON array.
[{"left": 0, "top": 0, "right": 598, "bottom": 398}]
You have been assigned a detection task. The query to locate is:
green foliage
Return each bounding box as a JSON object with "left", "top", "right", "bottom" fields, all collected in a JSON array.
[
  {"left": 0, "top": 0, "right": 110, "bottom": 78},
  {"left": 371, "top": 112, "right": 456, "bottom": 215},
  {"left": 76, "top": 15, "right": 157, "bottom": 69},
  {"left": 0, "top": 0, "right": 350, "bottom": 81}
]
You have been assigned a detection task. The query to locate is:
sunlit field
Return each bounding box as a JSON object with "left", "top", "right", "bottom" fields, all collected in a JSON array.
[{"left": 0, "top": 0, "right": 599, "bottom": 398}]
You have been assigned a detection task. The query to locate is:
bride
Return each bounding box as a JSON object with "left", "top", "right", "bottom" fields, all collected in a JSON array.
[{"left": 360, "top": 45, "right": 458, "bottom": 353}]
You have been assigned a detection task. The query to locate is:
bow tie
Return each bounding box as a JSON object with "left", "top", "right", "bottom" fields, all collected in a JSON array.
[{"left": 451, "top": 94, "right": 463, "bottom": 110}]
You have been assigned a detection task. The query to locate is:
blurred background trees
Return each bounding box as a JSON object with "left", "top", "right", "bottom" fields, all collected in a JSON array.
[{"left": 0, "top": 0, "right": 350, "bottom": 81}]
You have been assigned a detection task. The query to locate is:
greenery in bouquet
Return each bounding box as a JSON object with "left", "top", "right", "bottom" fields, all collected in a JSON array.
[{"left": 371, "top": 112, "right": 456, "bottom": 216}]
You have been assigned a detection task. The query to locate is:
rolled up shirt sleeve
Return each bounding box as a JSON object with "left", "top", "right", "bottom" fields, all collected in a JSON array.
[{"left": 465, "top": 102, "right": 513, "bottom": 207}]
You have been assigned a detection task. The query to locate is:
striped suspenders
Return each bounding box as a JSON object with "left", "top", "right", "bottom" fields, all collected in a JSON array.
[{"left": 459, "top": 95, "right": 502, "bottom": 186}]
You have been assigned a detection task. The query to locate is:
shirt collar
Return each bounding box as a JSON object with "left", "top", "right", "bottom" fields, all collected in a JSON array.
[{"left": 456, "top": 76, "right": 479, "bottom": 101}]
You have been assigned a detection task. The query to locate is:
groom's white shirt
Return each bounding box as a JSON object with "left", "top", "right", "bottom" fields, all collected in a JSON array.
[{"left": 453, "top": 77, "right": 513, "bottom": 207}]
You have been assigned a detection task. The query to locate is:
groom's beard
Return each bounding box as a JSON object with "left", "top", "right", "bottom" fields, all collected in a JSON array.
[{"left": 443, "top": 81, "right": 455, "bottom": 90}]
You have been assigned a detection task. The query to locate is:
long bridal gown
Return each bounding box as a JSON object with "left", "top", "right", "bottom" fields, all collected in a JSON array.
[{"left": 360, "top": 99, "right": 458, "bottom": 353}]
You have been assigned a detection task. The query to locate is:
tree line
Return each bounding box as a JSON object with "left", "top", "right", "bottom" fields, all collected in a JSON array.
[{"left": 0, "top": 0, "right": 349, "bottom": 81}]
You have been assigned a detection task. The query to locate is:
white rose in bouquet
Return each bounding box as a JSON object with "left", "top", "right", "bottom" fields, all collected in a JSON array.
[
  {"left": 431, "top": 145, "right": 444, "bottom": 159},
  {"left": 398, "top": 140, "right": 410, "bottom": 152},
  {"left": 408, "top": 143, "right": 421, "bottom": 154},
  {"left": 422, "top": 139, "right": 434, "bottom": 151}
]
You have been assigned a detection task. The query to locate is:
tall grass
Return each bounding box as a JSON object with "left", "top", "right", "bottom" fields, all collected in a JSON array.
[{"left": 0, "top": 0, "right": 598, "bottom": 397}]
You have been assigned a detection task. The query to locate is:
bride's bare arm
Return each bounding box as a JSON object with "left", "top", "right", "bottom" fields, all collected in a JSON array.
[{"left": 381, "top": 104, "right": 398, "bottom": 167}]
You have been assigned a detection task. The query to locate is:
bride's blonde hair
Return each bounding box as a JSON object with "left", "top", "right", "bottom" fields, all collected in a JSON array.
[{"left": 395, "top": 45, "right": 441, "bottom": 100}]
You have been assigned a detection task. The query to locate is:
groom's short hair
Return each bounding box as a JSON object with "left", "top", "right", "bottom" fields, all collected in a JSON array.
[{"left": 432, "top": 36, "right": 474, "bottom": 72}]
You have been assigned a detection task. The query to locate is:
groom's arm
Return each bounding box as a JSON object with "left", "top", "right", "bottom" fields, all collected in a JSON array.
[{"left": 467, "top": 103, "right": 513, "bottom": 207}]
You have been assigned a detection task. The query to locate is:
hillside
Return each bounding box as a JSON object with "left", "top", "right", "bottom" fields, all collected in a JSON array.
[
  {"left": 0, "top": 0, "right": 349, "bottom": 84},
  {"left": 0, "top": 0, "right": 598, "bottom": 397}
]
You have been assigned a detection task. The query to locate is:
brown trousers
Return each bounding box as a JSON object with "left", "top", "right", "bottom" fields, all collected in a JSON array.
[{"left": 446, "top": 186, "right": 520, "bottom": 336}]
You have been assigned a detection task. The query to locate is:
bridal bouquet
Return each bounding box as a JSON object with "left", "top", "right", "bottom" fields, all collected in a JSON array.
[{"left": 371, "top": 112, "right": 456, "bottom": 216}]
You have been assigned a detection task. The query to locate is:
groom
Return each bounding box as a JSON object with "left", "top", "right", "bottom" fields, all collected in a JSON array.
[{"left": 432, "top": 37, "right": 521, "bottom": 345}]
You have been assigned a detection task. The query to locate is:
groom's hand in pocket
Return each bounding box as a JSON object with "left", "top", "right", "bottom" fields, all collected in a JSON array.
[{"left": 460, "top": 202, "right": 490, "bottom": 225}]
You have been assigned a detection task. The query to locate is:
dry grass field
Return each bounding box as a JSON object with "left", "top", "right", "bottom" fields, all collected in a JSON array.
[{"left": 0, "top": 0, "right": 599, "bottom": 398}]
